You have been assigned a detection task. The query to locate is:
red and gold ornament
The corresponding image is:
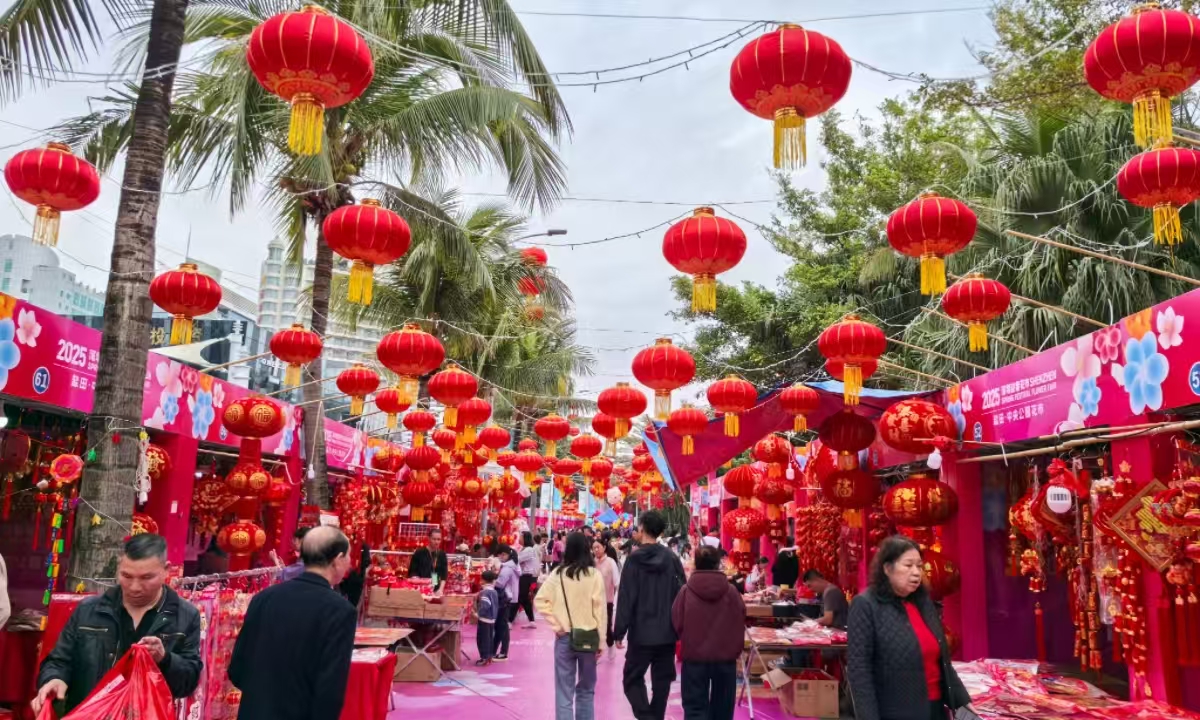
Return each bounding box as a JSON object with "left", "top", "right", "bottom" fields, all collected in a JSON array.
[
  {"left": 632, "top": 338, "right": 696, "bottom": 419},
  {"left": 818, "top": 409, "right": 875, "bottom": 470},
  {"left": 534, "top": 413, "right": 571, "bottom": 456},
  {"left": 778, "top": 383, "right": 820, "bottom": 433},
  {"left": 661, "top": 207, "right": 747, "bottom": 312},
  {"left": 269, "top": 323, "right": 323, "bottom": 386},
  {"left": 941, "top": 274, "right": 1011, "bottom": 352},
  {"left": 376, "top": 323, "right": 445, "bottom": 406},
  {"left": 217, "top": 519, "right": 267, "bottom": 571},
  {"left": 883, "top": 473, "right": 959, "bottom": 527},
  {"left": 428, "top": 363, "right": 477, "bottom": 428},
  {"left": 149, "top": 263, "right": 222, "bottom": 345},
  {"left": 1117, "top": 144, "right": 1200, "bottom": 246},
  {"left": 570, "top": 433, "right": 603, "bottom": 474},
  {"left": 667, "top": 405, "right": 708, "bottom": 456},
  {"left": 878, "top": 399, "right": 956, "bottom": 455},
  {"left": 4, "top": 142, "right": 100, "bottom": 247},
  {"left": 323, "top": 199, "right": 412, "bottom": 305},
  {"left": 820, "top": 468, "right": 879, "bottom": 509},
  {"left": 597, "top": 382, "right": 647, "bottom": 440},
  {"left": 374, "top": 386, "right": 411, "bottom": 430},
  {"left": 753, "top": 435, "right": 792, "bottom": 478},
  {"left": 403, "top": 408, "right": 437, "bottom": 447}
]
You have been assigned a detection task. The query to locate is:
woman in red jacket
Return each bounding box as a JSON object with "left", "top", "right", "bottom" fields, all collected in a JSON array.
[{"left": 671, "top": 545, "right": 746, "bottom": 720}]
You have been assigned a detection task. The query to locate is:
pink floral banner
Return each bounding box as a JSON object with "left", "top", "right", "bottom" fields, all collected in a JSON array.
[{"left": 0, "top": 292, "right": 99, "bottom": 413}]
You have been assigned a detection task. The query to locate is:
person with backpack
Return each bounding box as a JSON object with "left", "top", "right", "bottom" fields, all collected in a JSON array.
[
  {"left": 672, "top": 545, "right": 746, "bottom": 720},
  {"left": 535, "top": 532, "right": 607, "bottom": 720}
]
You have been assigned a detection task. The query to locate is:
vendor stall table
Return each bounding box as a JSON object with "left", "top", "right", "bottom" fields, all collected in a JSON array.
[
  {"left": 340, "top": 648, "right": 398, "bottom": 720},
  {"left": 739, "top": 625, "right": 848, "bottom": 719},
  {"left": 364, "top": 596, "right": 472, "bottom": 681}
]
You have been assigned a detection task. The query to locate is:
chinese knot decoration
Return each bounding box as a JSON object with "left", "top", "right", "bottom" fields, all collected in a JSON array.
[
  {"left": 1084, "top": 5, "right": 1200, "bottom": 149},
  {"left": 778, "top": 383, "right": 820, "bottom": 433},
  {"left": 632, "top": 338, "right": 696, "bottom": 419},
  {"left": 597, "top": 382, "right": 648, "bottom": 441},
  {"left": 706, "top": 375, "right": 756, "bottom": 437},
  {"left": 878, "top": 399, "right": 956, "bottom": 455},
  {"left": 1116, "top": 144, "right": 1200, "bottom": 246},
  {"left": 246, "top": 5, "right": 374, "bottom": 155},
  {"left": 729, "top": 24, "right": 852, "bottom": 169},
  {"left": 269, "top": 323, "right": 323, "bottom": 386},
  {"left": 667, "top": 405, "right": 708, "bottom": 456},
  {"left": 886, "top": 193, "right": 977, "bottom": 295},
  {"left": 4, "top": 142, "right": 100, "bottom": 247},
  {"left": 661, "top": 207, "right": 747, "bottom": 313},
  {"left": 941, "top": 274, "right": 1011, "bottom": 352},
  {"left": 149, "top": 263, "right": 222, "bottom": 345},
  {"left": 818, "top": 409, "right": 875, "bottom": 470},
  {"left": 818, "top": 315, "right": 886, "bottom": 405},
  {"left": 376, "top": 323, "right": 445, "bottom": 406},
  {"left": 428, "top": 363, "right": 477, "bottom": 428},
  {"left": 322, "top": 198, "right": 412, "bottom": 304},
  {"left": 337, "top": 363, "right": 380, "bottom": 416},
  {"left": 883, "top": 473, "right": 959, "bottom": 527}
]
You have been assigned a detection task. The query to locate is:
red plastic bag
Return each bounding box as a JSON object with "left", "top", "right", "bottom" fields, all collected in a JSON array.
[
  {"left": 63, "top": 645, "right": 173, "bottom": 719},
  {"left": 36, "top": 701, "right": 56, "bottom": 720}
]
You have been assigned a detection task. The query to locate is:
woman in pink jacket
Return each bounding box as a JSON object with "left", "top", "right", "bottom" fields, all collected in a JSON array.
[{"left": 592, "top": 538, "right": 620, "bottom": 649}]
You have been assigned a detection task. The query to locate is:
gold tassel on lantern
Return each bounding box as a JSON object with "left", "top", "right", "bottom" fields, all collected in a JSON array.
[
  {"left": 793, "top": 414, "right": 807, "bottom": 433},
  {"left": 724, "top": 412, "right": 740, "bottom": 437},
  {"left": 412, "top": 431, "right": 425, "bottom": 447},
  {"left": 33, "top": 205, "right": 61, "bottom": 247},
  {"left": 774, "top": 107, "right": 806, "bottom": 169},
  {"left": 838, "top": 451, "right": 857, "bottom": 470},
  {"left": 681, "top": 436, "right": 694, "bottom": 455},
  {"left": 842, "top": 363, "right": 862, "bottom": 405},
  {"left": 582, "top": 458, "right": 592, "bottom": 474},
  {"left": 284, "top": 364, "right": 301, "bottom": 387},
  {"left": 919, "top": 253, "right": 947, "bottom": 295},
  {"left": 654, "top": 391, "right": 671, "bottom": 420},
  {"left": 170, "top": 315, "right": 194, "bottom": 345},
  {"left": 349, "top": 396, "right": 364, "bottom": 416},
  {"left": 348, "top": 260, "right": 374, "bottom": 305},
  {"left": 1133, "top": 89, "right": 1172, "bottom": 149},
  {"left": 692, "top": 274, "right": 717, "bottom": 313},
  {"left": 968, "top": 321, "right": 990, "bottom": 352},
  {"left": 1153, "top": 203, "right": 1183, "bottom": 246},
  {"left": 545, "top": 440, "right": 557, "bottom": 456},
  {"left": 386, "top": 413, "right": 398, "bottom": 430},
  {"left": 288, "top": 92, "right": 325, "bottom": 155},
  {"left": 443, "top": 406, "right": 458, "bottom": 428},
  {"left": 398, "top": 377, "right": 418, "bottom": 406},
  {"left": 411, "top": 507, "right": 424, "bottom": 522},
  {"left": 615, "top": 418, "right": 630, "bottom": 438}
]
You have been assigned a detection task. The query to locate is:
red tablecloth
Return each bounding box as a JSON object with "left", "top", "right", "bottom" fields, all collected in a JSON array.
[
  {"left": 339, "top": 653, "right": 398, "bottom": 720},
  {"left": 0, "top": 629, "right": 42, "bottom": 720}
]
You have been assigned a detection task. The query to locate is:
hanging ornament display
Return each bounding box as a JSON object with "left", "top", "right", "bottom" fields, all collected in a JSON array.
[
  {"left": 883, "top": 473, "right": 959, "bottom": 526},
  {"left": 48, "top": 454, "right": 84, "bottom": 487},
  {"left": 269, "top": 323, "right": 324, "bottom": 386},
  {"left": 885, "top": 193, "right": 977, "bottom": 295},
  {"left": 371, "top": 445, "right": 405, "bottom": 475},
  {"left": 477, "top": 424, "right": 511, "bottom": 461},
  {"left": 534, "top": 413, "right": 571, "bottom": 456},
  {"left": 632, "top": 338, "right": 696, "bottom": 419},
  {"left": 878, "top": 399, "right": 957, "bottom": 455},
  {"left": 661, "top": 207, "right": 747, "bottom": 312},
  {"left": 706, "top": 375, "right": 757, "bottom": 437},
  {"left": 4, "top": 142, "right": 100, "bottom": 247},
  {"left": 729, "top": 24, "right": 852, "bottom": 169},
  {"left": 1117, "top": 144, "right": 1200, "bottom": 246},
  {"left": 374, "top": 387, "right": 411, "bottom": 430},
  {"left": 131, "top": 512, "right": 159, "bottom": 536},
  {"left": 722, "top": 464, "right": 761, "bottom": 502},
  {"left": 940, "top": 274, "right": 1012, "bottom": 352},
  {"left": 149, "top": 263, "right": 223, "bottom": 345},
  {"left": 1084, "top": 5, "right": 1200, "bottom": 149},
  {"left": 222, "top": 396, "right": 286, "bottom": 464},
  {"left": 753, "top": 435, "right": 792, "bottom": 479},
  {"left": 597, "top": 382, "right": 648, "bottom": 439},
  {"left": 452, "top": 397, "right": 492, "bottom": 448},
  {"left": 722, "top": 506, "right": 768, "bottom": 573},
  {"left": 778, "top": 383, "right": 820, "bottom": 433},
  {"left": 820, "top": 468, "right": 880, "bottom": 509},
  {"left": 427, "top": 363, "right": 477, "bottom": 428},
  {"left": 667, "top": 405, "right": 708, "bottom": 456},
  {"left": 336, "top": 363, "right": 380, "bottom": 416},
  {"left": 590, "top": 413, "right": 620, "bottom": 456},
  {"left": 246, "top": 5, "right": 374, "bottom": 155},
  {"left": 431, "top": 427, "right": 458, "bottom": 463},
  {"left": 818, "top": 315, "right": 886, "bottom": 405},
  {"left": 402, "top": 408, "right": 437, "bottom": 446},
  {"left": 191, "top": 473, "right": 231, "bottom": 537},
  {"left": 322, "top": 199, "right": 412, "bottom": 305},
  {"left": 818, "top": 409, "right": 876, "bottom": 470},
  {"left": 217, "top": 519, "right": 267, "bottom": 571}
]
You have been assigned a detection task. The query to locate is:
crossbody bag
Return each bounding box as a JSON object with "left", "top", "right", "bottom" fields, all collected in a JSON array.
[{"left": 559, "top": 572, "right": 601, "bottom": 652}]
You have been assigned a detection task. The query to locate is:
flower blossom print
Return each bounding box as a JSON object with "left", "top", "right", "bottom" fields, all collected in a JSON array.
[
  {"left": 180, "top": 365, "right": 199, "bottom": 395},
  {"left": 1112, "top": 333, "right": 1170, "bottom": 414},
  {"left": 0, "top": 318, "right": 20, "bottom": 391},
  {"left": 959, "top": 384, "right": 974, "bottom": 413},
  {"left": 161, "top": 392, "right": 180, "bottom": 424},
  {"left": 16, "top": 308, "right": 41, "bottom": 347},
  {"left": 210, "top": 381, "right": 225, "bottom": 410},
  {"left": 1157, "top": 306, "right": 1184, "bottom": 350},
  {"left": 1060, "top": 334, "right": 1101, "bottom": 395},
  {"left": 189, "top": 389, "right": 216, "bottom": 439},
  {"left": 1093, "top": 325, "right": 1123, "bottom": 365},
  {"left": 155, "top": 360, "right": 183, "bottom": 397},
  {"left": 1056, "top": 403, "right": 1087, "bottom": 433},
  {"left": 273, "top": 404, "right": 295, "bottom": 454},
  {"left": 1076, "top": 377, "right": 1101, "bottom": 418}
]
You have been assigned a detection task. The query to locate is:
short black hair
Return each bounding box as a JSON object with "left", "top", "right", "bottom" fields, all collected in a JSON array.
[
  {"left": 785, "top": 536, "right": 794, "bottom": 546},
  {"left": 294, "top": 526, "right": 312, "bottom": 541},
  {"left": 493, "top": 544, "right": 514, "bottom": 559},
  {"left": 803, "top": 569, "right": 825, "bottom": 583},
  {"left": 757, "top": 556, "right": 769, "bottom": 565},
  {"left": 123, "top": 533, "right": 167, "bottom": 563},
  {"left": 639, "top": 510, "right": 666, "bottom": 539},
  {"left": 301, "top": 528, "right": 350, "bottom": 568},
  {"left": 522, "top": 531, "right": 534, "bottom": 548},
  {"left": 694, "top": 545, "right": 722, "bottom": 571},
  {"left": 481, "top": 570, "right": 498, "bottom": 583},
  {"left": 870, "top": 535, "right": 924, "bottom": 599}
]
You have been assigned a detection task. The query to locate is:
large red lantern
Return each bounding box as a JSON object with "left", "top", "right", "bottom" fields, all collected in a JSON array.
[
  {"left": 590, "top": 413, "right": 619, "bottom": 456},
  {"left": 820, "top": 468, "right": 879, "bottom": 509},
  {"left": 402, "top": 479, "right": 438, "bottom": 522},
  {"left": 376, "top": 323, "right": 445, "bottom": 405},
  {"left": 553, "top": 457, "right": 582, "bottom": 479},
  {"left": 632, "top": 338, "right": 696, "bottom": 419},
  {"left": 923, "top": 549, "right": 961, "bottom": 601},
  {"left": 661, "top": 207, "right": 747, "bottom": 312},
  {"left": 143, "top": 443, "right": 172, "bottom": 487},
  {"left": 452, "top": 397, "right": 492, "bottom": 447},
  {"left": 818, "top": 409, "right": 876, "bottom": 470},
  {"left": 374, "top": 387, "right": 410, "bottom": 430},
  {"left": 225, "top": 462, "right": 272, "bottom": 500},
  {"left": 269, "top": 323, "right": 323, "bottom": 386},
  {"left": 722, "top": 464, "right": 761, "bottom": 501},
  {"left": 756, "top": 476, "right": 793, "bottom": 542},
  {"left": 597, "top": 382, "right": 647, "bottom": 439},
  {"left": 217, "top": 519, "right": 267, "bottom": 571},
  {"left": 246, "top": 5, "right": 374, "bottom": 155},
  {"left": 586, "top": 456, "right": 614, "bottom": 482},
  {"left": 706, "top": 375, "right": 757, "bottom": 437},
  {"left": 722, "top": 507, "right": 767, "bottom": 572},
  {"left": 4, "top": 142, "right": 100, "bottom": 247},
  {"left": 886, "top": 193, "right": 977, "bottom": 296},
  {"left": 884, "top": 473, "right": 959, "bottom": 527},
  {"left": 941, "top": 274, "right": 1012, "bottom": 352},
  {"left": 517, "top": 438, "right": 539, "bottom": 452},
  {"left": 778, "top": 383, "right": 820, "bottom": 433},
  {"left": 336, "top": 363, "right": 380, "bottom": 416},
  {"left": 428, "top": 364, "right": 477, "bottom": 428},
  {"left": 534, "top": 413, "right": 571, "bottom": 456},
  {"left": 402, "top": 408, "right": 437, "bottom": 446},
  {"left": 323, "top": 199, "right": 412, "bottom": 304},
  {"left": 149, "top": 263, "right": 223, "bottom": 345},
  {"left": 478, "top": 424, "right": 511, "bottom": 460},
  {"left": 729, "top": 24, "right": 852, "bottom": 169},
  {"left": 570, "top": 434, "right": 603, "bottom": 474},
  {"left": 818, "top": 315, "right": 886, "bottom": 405},
  {"left": 520, "top": 247, "right": 548, "bottom": 266},
  {"left": 667, "top": 405, "right": 708, "bottom": 456},
  {"left": 878, "top": 399, "right": 956, "bottom": 455},
  {"left": 513, "top": 449, "right": 546, "bottom": 485},
  {"left": 753, "top": 435, "right": 792, "bottom": 479},
  {"left": 1084, "top": 6, "right": 1200, "bottom": 148},
  {"left": 1117, "top": 145, "right": 1200, "bottom": 246},
  {"left": 222, "top": 397, "right": 285, "bottom": 464}
]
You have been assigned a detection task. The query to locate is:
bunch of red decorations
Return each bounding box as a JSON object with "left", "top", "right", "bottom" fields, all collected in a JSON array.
[{"left": 795, "top": 502, "right": 841, "bottom": 583}]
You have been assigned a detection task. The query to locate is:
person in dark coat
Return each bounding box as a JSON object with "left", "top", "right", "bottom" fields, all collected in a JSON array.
[
  {"left": 672, "top": 545, "right": 745, "bottom": 720},
  {"left": 771, "top": 538, "right": 800, "bottom": 588},
  {"left": 847, "top": 535, "right": 975, "bottom": 720},
  {"left": 408, "top": 527, "right": 449, "bottom": 589},
  {"left": 33, "top": 534, "right": 202, "bottom": 715},
  {"left": 229, "top": 527, "right": 357, "bottom": 720},
  {"left": 613, "top": 510, "right": 687, "bottom": 720}
]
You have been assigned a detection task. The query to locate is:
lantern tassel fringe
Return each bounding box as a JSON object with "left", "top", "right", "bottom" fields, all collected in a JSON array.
[
  {"left": 681, "top": 435, "right": 694, "bottom": 455},
  {"left": 412, "top": 433, "right": 425, "bottom": 447},
  {"left": 386, "top": 414, "right": 397, "bottom": 430},
  {"left": 444, "top": 407, "right": 458, "bottom": 428},
  {"left": 288, "top": 93, "right": 325, "bottom": 156},
  {"left": 793, "top": 415, "right": 807, "bottom": 433},
  {"left": 398, "top": 377, "right": 418, "bottom": 406},
  {"left": 724, "top": 412, "right": 739, "bottom": 437},
  {"left": 546, "top": 440, "right": 557, "bottom": 456},
  {"left": 968, "top": 321, "right": 990, "bottom": 352},
  {"left": 1153, "top": 204, "right": 1183, "bottom": 246},
  {"left": 349, "top": 397, "right": 364, "bottom": 416},
  {"left": 1133, "top": 90, "right": 1172, "bottom": 149},
  {"left": 654, "top": 392, "right": 671, "bottom": 420},
  {"left": 692, "top": 275, "right": 717, "bottom": 313},
  {"left": 170, "top": 316, "right": 193, "bottom": 345},
  {"left": 33, "top": 206, "right": 61, "bottom": 247},
  {"left": 348, "top": 261, "right": 374, "bottom": 305},
  {"left": 842, "top": 364, "right": 862, "bottom": 406},
  {"left": 284, "top": 364, "right": 301, "bottom": 387},
  {"left": 919, "top": 254, "right": 946, "bottom": 295},
  {"left": 773, "top": 108, "right": 806, "bottom": 170},
  {"left": 615, "top": 418, "right": 630, "bottom": 438}
]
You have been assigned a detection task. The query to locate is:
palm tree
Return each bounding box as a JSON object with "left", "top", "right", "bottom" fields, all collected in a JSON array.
[{"left": 57, "top": 0, "right": 569, "bottom": 505}]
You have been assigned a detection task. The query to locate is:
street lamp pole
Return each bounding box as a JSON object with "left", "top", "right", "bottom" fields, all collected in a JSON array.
[{"left": 516, "top": 229, "right": 567, "bottom": 242}]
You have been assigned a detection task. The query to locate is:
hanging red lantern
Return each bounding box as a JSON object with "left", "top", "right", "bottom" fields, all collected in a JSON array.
[
  {"left": 886, "top": 193, "right": 977, "bottom": 295},
  {"left": 820, "top": 468, "right": 879, "bottom": 509},
  {"left": 225, "top": 462, "right": 272, "bottom": 501},
  {"left": 217, "top": 519, "right": 267, "bottom": 571},
  {"left": 477, "top": 424, "right": 511, "bottom": 460},
  {"left": 518, "top": 276, "right": 546, "bottom": 321},
  {"left": 143, "top": 444, "right": 172, "bottom": 486},
  {"left": 1117, "top": 145, "right": 1200, "bottom": 246},
  {"left": 667, "top": 405, "right": 708, "bottom": 456},
  {"left": 323, "top": 199, "right": 412, "bottom": 305},
  {"left": 756, "top": 475, "right": 793, "bottom": 539},
  {"left": 222, "top": 397, "right": 285, "bottom": 464},
  {"left": 661, "top": 207, "right": 747, "bottom": 312},
  {"left": 818, "top": 315, "right": 886, "bottom": 405},
  {"left": 923, "top": 549, "right": 961, "bottom": 601},
  {"left": 374, "top": 387, "right": 411, "bottom": 430},
  {"left": 590, "top": 413, "right": 620, "bottom": 456},
  {"left": 722, "top": 506, "right": 767, "bottom": 572},
  {"left": 431, "top": 428, "right": 458, "bottom": 462},
  {"left": 402, "top": 480, "right": 438, "bottom": 522},
  {"left": 149, "top": 263, "right": 223, "bottom": 345},
  {"left": 570, "top": 434, "right": 603, "bottom": 474},
  {"left": 336, "top": 363, "right": 380, "bottom": 416},
  {"left": 517, "top": 438, "right": 539, "bottom": 452},
  {"left": 4, "top": 142, "right": 100, "bottom": 247},
  {"left": 553, "top": 457, "right": 582, "bottom": 479},
  {"left": 269, "top": 323, "right": 323, "bottom": 386},
  {"left": 632, "top": 338, "right": 696, "bottom": 419},
  {"left": 131, "top": 512, "right": 159, "bottom": 536},
  {"left": 453, "top": 397, "right": 492, "bottom": 447},
  {"left": 586, "top": 457, "right": 614, "bottom": 483},
  {"left": 941, "top": 274, "right": 1012, "bottom": 352},
  {"left": 260, "top": 476, "right": 294, "bottom": 507},
  {"left": 1084, "top": 6, "right": 1200, "bottom": 148},
  {"left": 729, "top": 24, "right": 852, "bottom": 169},
  {"left": 402, "top": 408, "right": 437, "bottom": 447},
  {"left": 513, "top": 449, "right": 546, "bottom": 485},
  {"left": 778, "top": 383, "right": 820, "bottom": 433},
  {"left": 722, "top": 464, "right": 761, "bottom": 501},
  {"left": 818, "top": 409, "right": 876, "bottom": 470},
  {"left": 377, "top": 324, "right": 445, "bottom": 406},
  {"left": 534, "top": 413, "right": 571, "bottom": 456},
  {"left": 879, "top": 399, "right": 957, "bottom": 455},
  {"left": 246, "top": 5, "right": 374, "bottom": 155},
  {"left": 597, "top": 382, "right": 648, "bottom": 439},
  {"left": 706, "top": 375, "right": 757, "bottom": 437},
  {"left": 884, "top": 473, "right": 959, "bottom": 527},
  {"left": 520, "top": 247, "right": 548, "bottom": 266},
  {"left": 427, "top": 363, "right": 477, "bottom": 428},
  {"left": 752, "top": 435, "right": 792, "bottom": 479},
  {"left": 371, "top": 445, "right": 406, "bottom": 475}
]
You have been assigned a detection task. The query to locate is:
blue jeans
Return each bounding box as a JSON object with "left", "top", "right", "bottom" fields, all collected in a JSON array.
[{"left": 554, "top": 635, "right": 597, "bottom": 720}]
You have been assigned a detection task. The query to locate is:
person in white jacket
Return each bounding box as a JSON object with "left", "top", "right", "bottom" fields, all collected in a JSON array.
[{"left": 536, "top": 532, "right": 607, "bottom": 720}]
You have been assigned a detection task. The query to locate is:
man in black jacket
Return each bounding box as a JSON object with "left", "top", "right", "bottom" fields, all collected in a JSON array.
[
  {"left": 33, "top": 534, "right": 202, "bottom": 714},
  {"left": 408, "top": 527, "right": 448, "bottom": 589},
  {"left": 229, "top": 526, "right": 358, "bottom": 720},
  {"left": 613, "top": 510, "right": 687, "bottom": 720}
]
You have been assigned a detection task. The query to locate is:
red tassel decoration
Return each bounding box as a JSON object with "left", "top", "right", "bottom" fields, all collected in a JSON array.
[
  {"left": 1175, "top": 584, "right": 1191, "bottom": 667},
  {"left": 1035, "top": 601, "right": 1046, "bottom": 663},
  {"left": 2, "top": 474, "right": 11, "bottom": 520},
  {"left": 1189, "top": 582, "right": 1200, "bottom": 666},
  {"left": 62, "top": 488, "right": 77, "bottom": 555}
]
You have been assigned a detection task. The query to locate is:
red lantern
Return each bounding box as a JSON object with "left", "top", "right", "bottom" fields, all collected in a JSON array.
[
  {"left": 878, "top": 399, "right": 957, "bottom": 455},
  {"left": 246, "top": 5, "right": 374, "bottom": 155},
  {"left": 260, "top": 476, "right": 294, "bottom": 506},
  {"left": 941, "top": 274, "right": 1012, "bottom": 352},
  {"left": 586, "top": 457, "right": 614, "bottom": 482},
  {"left": 478, "top": 424, "right": 511, "bottom": 460},
  {"left": 143, "top": 444, "right": 172, "bottom": 486},
  {"left": 4, "top": 142, "right": 100, "bottom": 247},
  {"left": 722, "top": 464, "right": 761, "bottom": 501},
  {"left": 1117, "top": 145, "right": 1200, "bottom": 246},
  {"left": 661, "top": 207, "right": 747, "bottom": 312},
  {"left": 323, "top": 199, "right": 412, "bottom": 304},
  {"left": 818, "top": 409, "right": 876, "bottom": 470},
  {"left": 513, "top": 449, "right": 546, "bottom": 485},
  {"left": 222, "top": 397, "right": 285, "bottom": 464},
  {"left": 191, "top": 474, "right": 231, "bottom": 536},
  {"left": 517, "top": 438, "right": 539, "bottom": 452},
  {"left": 752, "top": 435, "right": 792, "bottom": 479},
  {"left": 1084, "top": 6, "right": 1200, "bottom": 148},
  {"left": 778, "top": 383, "right": 820, "bottom": 433},
  {"left": 571, "top": 434, "right": 603, "bottom": 474},
  {"left": 402, "top": 479, "right": 438, "bottom": 522},
  {"left": 884, "top": 474, "right": 959, "bottom": 527},
  {"left": 818, "top": 315, "right": 886, "bottom": 405},
  {"left": 553, "top": 457, "right": 582, "bottom": 479},
  {"left": 377, "top": 323, "right": 445, "bottom": 406},
  {"left": 374, "top": 387, "right": 411, "bottom": 430},
  {"left": 923, "top": 549, "right": 961, "bottom": 601},
  {"left": 820, "top": 468, "right": 879, "bottom": 509},
  {"left": 453, "top": 397, "right": 492, "bottom": 446},
  {"left": 269, "top": 323, "right": 323, "bottom": 386},
  {"left": 518, "top": 275, "right": 546, "bottom": 321},
  {"left": 534, "top": 413, "right": 571, "bottom": 456},
  {"left": 667, "top": 405, "right": 708, "bottom": 456},
  {"left": 149, "top": 263, "right": 222, "bottom": 345},
  {"left": 729, "top": 24, "right": 851, "bottom": 169},
  {"left": 335, "top": 363, "right": 380, "bottom": 416},
  {"left": 631, "top": 453, "right": 656, "bottom": 476},
  {"left": 590, "top": 413, "right": 620, "bottom": 456},
  {"left": 428, "top": 364, "right": 477, "bottom": 428},
  {"left": 723, "top": 506, "right": 767, "bottom": 571},
  {"left": 520, "top": 247, "right": 548, "bottom": 266},
  {"left": 131, "top": 512, "right": 159, "bottom": 536},
  {"left": 886, "top": 193, "right": 977, "bottom": 295},
  {"left": 632, "top": 338, "right": 696, "bottom": 419},
  {"left": 706, "top": 375, "right": 757, "bottom": 437},
  {"left": 432, "top": 427, "right": 458, "bottom": 461},
  {"left": 217, "top": 519, "right": 267, "bottom": 571},
  {"left": 371, "top": 445, "right": 406, "bottom": 475},
  {"left": 225, "top": 462, "right": 272, "bottom": 500},
  {"left": 403, "top": 408, "right": 437, "bottom": 447},
  {"left": 597, "top": 382, "right": 648, "bottom": 439}
]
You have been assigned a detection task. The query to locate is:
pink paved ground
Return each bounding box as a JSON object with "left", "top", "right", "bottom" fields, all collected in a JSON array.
[{"left": 388, "top": 618, "right": 789, "bottom": 719}]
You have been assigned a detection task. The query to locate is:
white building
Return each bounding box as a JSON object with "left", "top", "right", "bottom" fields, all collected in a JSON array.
[{"left": 0, "top": 233, "right": 105, "bottom": 316}]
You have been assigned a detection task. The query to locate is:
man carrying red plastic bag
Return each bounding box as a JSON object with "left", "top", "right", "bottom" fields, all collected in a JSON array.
[{"left": 31, "top": 534, "right": 202, "bottom": 716}]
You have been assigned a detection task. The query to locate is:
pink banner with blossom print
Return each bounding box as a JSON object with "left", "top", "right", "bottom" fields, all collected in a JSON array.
[
  {"left": 0, "top": 293, "right": 101, "bottom": 412},
  {"left": 949, "top": 287, "right": 1200, "bottom": 445}
]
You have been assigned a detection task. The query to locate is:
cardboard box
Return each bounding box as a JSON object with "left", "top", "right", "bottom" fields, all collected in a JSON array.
[
  {"left": 435, "top": 629, "right": 461, "bottom": 671},
  {"left": 394, "top": 648, "right": 442, "bottom": 682},
  {"left": 763, "top": 668, "right": 839, "bottom": 719},
  {"left": 368, "top": 587, "right": 425, "bottom": 619},
  {"left": 745, "top": 650, "right": 785, "bottom": 675},
  {"left": 746, "top": 604, "right": 774, "bottom": 618}
]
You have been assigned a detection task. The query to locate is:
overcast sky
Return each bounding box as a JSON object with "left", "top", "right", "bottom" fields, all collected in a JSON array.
[{"left": 0, "top": 1, "right": 997, "bottom": 402}]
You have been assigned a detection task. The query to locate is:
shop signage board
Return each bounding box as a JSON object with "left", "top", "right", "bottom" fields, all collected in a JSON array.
[
  {"left": 0, "top": 292, "right": 100, "bottom": 413},
  {"left": 951, "top": 287, "right": 1200, "bottom": 445}
]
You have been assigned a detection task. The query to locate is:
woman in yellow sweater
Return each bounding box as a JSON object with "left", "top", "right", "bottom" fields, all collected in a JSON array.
[{"left": 535, "top": 532, "right": 607, "bottom": 720}]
